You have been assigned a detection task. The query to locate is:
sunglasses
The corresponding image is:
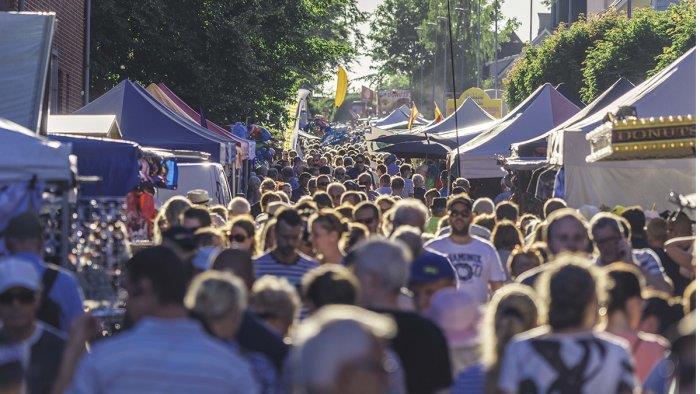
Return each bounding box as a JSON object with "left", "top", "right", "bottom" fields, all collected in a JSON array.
[
  {"left": 450, "top": 210, "right": 471, "bottom": 218},
  {"left": 0, "top": 289, "right": 36, "bottom": 305},
  {"left": 231, "top": 234, "right": 248, "bottom": 243}
]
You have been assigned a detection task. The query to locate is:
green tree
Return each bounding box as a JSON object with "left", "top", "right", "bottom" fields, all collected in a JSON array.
[
  {"left": 369, "top": 0, "right": 518, "bottom": 111},
  {"left": 504, "top": 1, "right": 695, "bottom": 108},
  {"left": 580, "top": 8, "right": 673, "bottom": 102},
  {"left": 504, "top": 10, "right": 623, "bottom": 108},
  {"left": 90, "top": 0, "right": 366, "bottom": 128}
]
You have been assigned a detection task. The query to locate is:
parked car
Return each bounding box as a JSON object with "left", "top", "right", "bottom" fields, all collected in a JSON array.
[{"left": 156, "top": 162, "right": 232, "bottom": 206}]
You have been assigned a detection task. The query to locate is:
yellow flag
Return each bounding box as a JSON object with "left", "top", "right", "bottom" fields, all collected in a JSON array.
[
  {"left": 334, "top": 66, "right": 348, "bottom": 108},
  {"left": 407, "top": 103, "right": 420, "bottom": 130},
  {"left": 434, "top": 102, "right": 443, "bottom": 123}
]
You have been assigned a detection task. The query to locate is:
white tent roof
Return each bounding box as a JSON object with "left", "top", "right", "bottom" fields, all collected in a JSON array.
[
  {"left": 451, "top": 83, "right": 580, "bottom": 178},
  {"left": 48, "top": 115, "right": 122, "bottom": 139},
  {"left": 508, "top": 78, "right": 635, "bottom": 161},
  {"left": 422, "top": 98, "right": 495, "bottom": 134},
  {"left": 556, "top": 47, "right": 696, "bottom": 211},
  {"left": 0, "top": 117, "right": 73, "bottom": 182},
  {"left": 371, "top": 105, "right": 410, "bottom": 127},
  {"left": 0, "top": 12, "right": 54, "bottom": 132}
]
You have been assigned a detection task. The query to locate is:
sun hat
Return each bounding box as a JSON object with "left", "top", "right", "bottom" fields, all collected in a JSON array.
[{"left": 187, "top": 189, "right": 211, "bottom": 205}]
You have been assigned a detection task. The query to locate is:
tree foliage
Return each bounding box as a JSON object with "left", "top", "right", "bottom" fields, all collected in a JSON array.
[
  {"left": 368, "top": 0, "right": 518, "bottom": 109},
  {"left": 90, "top": 0, "right": 366, "bottom": 128},
  {"left": 504, "top": 1, "right": 695, "bottom": 108}
]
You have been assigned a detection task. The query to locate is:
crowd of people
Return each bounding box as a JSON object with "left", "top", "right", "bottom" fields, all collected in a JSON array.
[{"left": 0, "top": 134, "right": 695, "bottom": 394}]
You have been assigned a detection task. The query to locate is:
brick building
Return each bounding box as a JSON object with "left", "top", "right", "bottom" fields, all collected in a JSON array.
[{"left": 1, "top": 0, "right": 87, "bottom": 113}]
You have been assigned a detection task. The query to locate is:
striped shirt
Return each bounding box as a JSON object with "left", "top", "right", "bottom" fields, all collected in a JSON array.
[
  {"left": 254, "top": 251, "right": 319, "bottom": 288},
  {"left": 596, "top": 249, "right": 665, "bottom": 277},
  {"left": 68, "top": 317, "right": 257, "bottom": 394}
]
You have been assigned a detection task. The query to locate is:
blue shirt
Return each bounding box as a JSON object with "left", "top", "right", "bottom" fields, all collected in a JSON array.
[
  {"left": 69, "top": 317, "right": 258, "bottom": 393},
  {"left": 13, "top": 252, "right": 84, "bottom": 332},
  {"left": 439, "top": 187, "right": 449, "bottom": 197},
  {"left": 254, "top": 251, "right": 319, "bottom": 288},
  {"left": 452, "top": 363, "right": 486, "bottom": 394}
]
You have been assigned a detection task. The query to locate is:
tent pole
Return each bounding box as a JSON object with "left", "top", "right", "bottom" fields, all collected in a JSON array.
[{"left": 446, "top": 0, "right": 462, "bottom": 179}]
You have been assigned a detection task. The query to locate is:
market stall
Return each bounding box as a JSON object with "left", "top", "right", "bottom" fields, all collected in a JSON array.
[
  {"left": 449, "top": 83, "right": 580, "bottom": 179},
  {"left": 551, "top": 47, "right": 696, "bottom": 211},
  {"left": 0, "top": 118, "right": 74, "bottom": 266}
]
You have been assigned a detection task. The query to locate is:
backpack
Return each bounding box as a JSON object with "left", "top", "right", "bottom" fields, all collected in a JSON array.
[{"left": 37, "top": 265, "right": 62, "bottom": 330}]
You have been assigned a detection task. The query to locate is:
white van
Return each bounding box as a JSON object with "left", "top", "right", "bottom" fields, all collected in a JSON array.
[{"left": 156, "top": 162, "right": 232, "bottom": 206}]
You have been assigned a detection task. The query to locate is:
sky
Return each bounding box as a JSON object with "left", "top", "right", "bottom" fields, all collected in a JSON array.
[{"left": 330, "top": 0, "right": 550, "bottom": 93}]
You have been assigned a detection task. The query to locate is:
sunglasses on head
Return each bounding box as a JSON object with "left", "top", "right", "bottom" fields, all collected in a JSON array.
[
  {"left": 0, "top": 289, "right": 36, "bottom": 305},
  {"left": 231, "top": 234, "right": 248, "bottom": 243}
]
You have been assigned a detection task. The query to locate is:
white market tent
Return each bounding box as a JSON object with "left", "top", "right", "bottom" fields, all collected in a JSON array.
[
  {"left": 0, "top": 12, "right": 54, "bottom": 132},
  {"left": 0, "top": 117, "right": 73, "bottom": 182},
  {"left": 48, "top": 115, "right": 122, "bottom": 139},
  {"left": 550, "top": 47, "right": 696, "bottom": 211},
  {"left": 450, "top": 83, "right": 580, "bottom": 179},
  {"left": 506, "top": 78, "right": 635, "bottom": 168},
  {"left": 423, "top": 98, "right": 495, "bottom": 134},
  {"left": 371, "top": 105, "right": 410, "bottom": 127}
]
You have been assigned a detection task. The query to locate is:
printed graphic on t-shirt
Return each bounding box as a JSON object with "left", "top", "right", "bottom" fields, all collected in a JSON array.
[{"left": 447, "top": 253, "right": 483, "bottom": 282}]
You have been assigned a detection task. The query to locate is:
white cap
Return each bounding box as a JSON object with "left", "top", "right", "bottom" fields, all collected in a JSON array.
[{"left": 0, "top": 257, "right": 40, "bottom": 294}]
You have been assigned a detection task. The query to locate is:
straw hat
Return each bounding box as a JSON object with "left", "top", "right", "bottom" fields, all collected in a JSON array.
[{"left": 187, "top": 189, "right": 211, "bottom": 205}]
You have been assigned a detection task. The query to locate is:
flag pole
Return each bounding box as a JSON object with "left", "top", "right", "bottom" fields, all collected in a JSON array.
[{"left": 445, "top": 0, "right": 461, "bottom": 179}]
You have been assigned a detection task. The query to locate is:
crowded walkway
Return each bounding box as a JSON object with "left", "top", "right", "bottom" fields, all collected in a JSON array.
[{"left": 0, "top": 128, "right": 695, "bottom": 394}]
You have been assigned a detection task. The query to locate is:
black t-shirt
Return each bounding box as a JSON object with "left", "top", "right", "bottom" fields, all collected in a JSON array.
[
  {"left": 652, "top": 246, "right": 691, "bottom": 296},
  {"left": 250, "top": 201, "right": 263, "bottom": 218},
  {"left": 236, "top": 309, "right": 289, "bottom": 371},
  {"left": 0, "top": 324, "right": 65, "bottom": 394},
  {"left": 373, "top": 308, "right": 453, "bottom": 394}
]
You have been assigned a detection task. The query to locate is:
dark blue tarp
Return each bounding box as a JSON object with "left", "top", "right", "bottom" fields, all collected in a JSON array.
[
  {"left": 74, "top": 80, "right": 230, "bottom": 162},
  {"left": 51, "top": 134, "right": 141, "bottom": 197}
]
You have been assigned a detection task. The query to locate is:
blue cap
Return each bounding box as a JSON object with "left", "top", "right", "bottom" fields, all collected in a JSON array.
[{"left": 410, "top": 251, "right": 456, "bottom": 285}]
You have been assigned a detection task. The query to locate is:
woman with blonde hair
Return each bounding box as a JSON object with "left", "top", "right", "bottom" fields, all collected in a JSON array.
[
  {"left": 309, "top": 209, "right": 347, "bottom": 265},
  {"left": 451, "top": 283, "right": 541, "bottom": 393},
  {"left": 184, "top": 271, "right": 260, "bottom": 392}
]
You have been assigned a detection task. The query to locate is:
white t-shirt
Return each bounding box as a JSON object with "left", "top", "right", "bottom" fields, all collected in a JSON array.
[
  {"left": 499, "top": 327, "right": 638, "bottom": 394},
  {"left": 424, "top": 234, "right": 506, "bottom": 303}
]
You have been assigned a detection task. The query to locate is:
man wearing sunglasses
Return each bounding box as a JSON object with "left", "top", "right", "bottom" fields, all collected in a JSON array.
[
  {"left": 4, "top": 212, "right": 84, "bottom": 332},
  {"left": 0, "top": 257, "right": 65, "bottom": 394},
  {"left": 590, "top": 213, "right": 672, "bottom": 293},
  {"left": 424, "top": 194, "right": 506, "bottom": 304}
]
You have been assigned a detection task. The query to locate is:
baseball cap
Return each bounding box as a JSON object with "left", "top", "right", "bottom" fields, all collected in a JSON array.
[
  {"left": 0, "top": 257, "right": 40, "bottom": 294},
  {"left": 3, "top": 212, "right": 43, "bottom": 240},
  {"left": 447, "top": 193, "right": 473, "bottom": 211},
  {"left": 425, "top": 288, "right": 481, "bottom": 348},
  {"left": 410, "top": 251, "right": 457, "bottom": 285}
]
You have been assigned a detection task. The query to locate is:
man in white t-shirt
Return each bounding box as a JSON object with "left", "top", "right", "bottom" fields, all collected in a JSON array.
[{"left": 424, "top": 193, "right": 506, "bottom": 304}]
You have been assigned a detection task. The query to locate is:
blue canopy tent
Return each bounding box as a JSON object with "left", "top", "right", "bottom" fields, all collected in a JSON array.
[
  {"left": 51, "top": 134, "right": 141, "bottom": 197},
  {"left": 74, "top": 80, "right": 234, "bottom": 164}
]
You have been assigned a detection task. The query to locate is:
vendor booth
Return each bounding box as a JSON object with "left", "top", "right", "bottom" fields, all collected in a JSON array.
[
  {"left": 550, "top": 47, "right": 696, "bottom": 211},
  {"left": 501, "top": 78, "right": 636, "bottom": 213},
  {"left": 74, "top": 80, "right": 236, "bottom": 166},
  {"left": 449, "top": 83, "right": 580, "bottom": 180},
  {"left": 0, "top": 118, "right": 74, "bottom": 265}
]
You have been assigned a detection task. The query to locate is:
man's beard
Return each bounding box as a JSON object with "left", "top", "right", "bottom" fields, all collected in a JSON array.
[{"left": 450, "top": 221, "right": 470, "bottom": 236}]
